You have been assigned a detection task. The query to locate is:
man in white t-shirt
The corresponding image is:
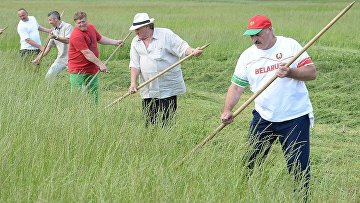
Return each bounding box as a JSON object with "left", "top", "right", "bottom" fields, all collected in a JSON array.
[
  {"left": 220, "top": 15, "right": 316, "bottom": 199},
  {"left": 32, "top": 11, "right": 73, "bottom": 80},
  {"left": 17, "top": 8, "right": 50, "bottom": 57}
]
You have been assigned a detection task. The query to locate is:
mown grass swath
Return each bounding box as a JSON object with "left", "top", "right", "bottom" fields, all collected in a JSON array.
[{"left": 0, "top": 0, "right": 359, "bottom": 202}]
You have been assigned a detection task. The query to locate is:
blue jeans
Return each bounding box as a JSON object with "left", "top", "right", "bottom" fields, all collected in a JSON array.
[{"left": 245, "top": 110, "right": 310, "bottom": 197}]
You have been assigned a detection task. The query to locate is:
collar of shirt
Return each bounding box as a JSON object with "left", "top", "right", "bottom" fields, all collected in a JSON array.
[{"left": 55, "top": 21, "right": 64, "bottom": 30}]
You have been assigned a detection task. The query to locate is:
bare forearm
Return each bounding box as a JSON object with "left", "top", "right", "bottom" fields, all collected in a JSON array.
[
  {"left": 288, "top": 64, "right": 317, "bottom": 81},
  {"left": 38, "top": 26, "right": 50, "bottom": 33},
  {"left": 99, "top": 36, "right": 118, "bottom": 45},
  {"left": 55, "top": 36, "right": 69, "bottom": 44},
  {"left": 223, "top": 84, "right": 244, "bottom": 112},
  {"left": 49, "top": 31, "right": 69, "bottom": 44},
  {"left": 82, "top": 50, "right": 103, "bottom": 66},
  {"left": 40, "top": 46, "right": 51, "bottom": 57},
  {"left": 130, "top": 67, "right": 140, "bottom": 86},
  {"left": 81, "top": 49, "right": 108, "bottom": 72},
  {"left": 221, "top": 84, "right": 245, "bottom": 124},
  {"left": 32, "top": 46, "right": 51, "bottom": 64},
  {"left": 25, "top": 38, "right": 42, "bottom": 49}
]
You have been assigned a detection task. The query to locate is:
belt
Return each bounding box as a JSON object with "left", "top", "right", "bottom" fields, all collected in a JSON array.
[{"left": 20, "top": 49, "right": 40, "bottom": 52}]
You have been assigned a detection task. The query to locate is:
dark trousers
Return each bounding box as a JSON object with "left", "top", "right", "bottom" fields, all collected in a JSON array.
[
  {"left": 142, "top": 96, "right": 177, "bottom": 127},
  {"left": 245, "top": 110, "right": 310, "bottom": 199}
]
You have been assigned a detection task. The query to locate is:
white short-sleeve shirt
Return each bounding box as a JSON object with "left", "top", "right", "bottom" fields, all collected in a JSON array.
[
  {"left": 17, "top": 16, "right": 41, "bottom": 50},
  {"left": 232, "top": 36, "right": 314, "bottom": 122}
]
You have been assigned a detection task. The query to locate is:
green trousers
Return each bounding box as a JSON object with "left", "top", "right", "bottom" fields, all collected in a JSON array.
[{"left": 70, "top": 73, "right": 99, "bottom": 103}]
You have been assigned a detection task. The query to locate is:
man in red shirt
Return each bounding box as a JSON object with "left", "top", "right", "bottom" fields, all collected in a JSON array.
[{"left": 68, "top": 11, "right": 123, "bottom": 103}]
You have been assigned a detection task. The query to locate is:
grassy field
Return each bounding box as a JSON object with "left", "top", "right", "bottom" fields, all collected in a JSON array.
[{"left": 0, "top": 0, "right": 359, "bottom": 202}]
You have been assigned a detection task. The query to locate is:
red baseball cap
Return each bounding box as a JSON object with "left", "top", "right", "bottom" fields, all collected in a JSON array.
[{"left": 243, "top": 15, "right": 272, "bottom": 36}]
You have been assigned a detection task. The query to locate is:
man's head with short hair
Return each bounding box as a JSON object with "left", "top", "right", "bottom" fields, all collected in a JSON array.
[
  {"left": 48, "top": 11, "right": 61, "bottom": 20},
  {"left": 18, "top": 8, "right": 29, "bottom": 22},
  {"left": 48, "top": 11, "right": 61, "bottom": 27},
  {"left": 73, "top": 11, "right": 87, "bottom": 21},
  {"left": 73, "top": 11, "right": 88, "bottom": 31}
]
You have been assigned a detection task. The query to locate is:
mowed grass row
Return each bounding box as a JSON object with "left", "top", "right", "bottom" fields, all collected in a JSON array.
[{"left": 0, "top": 0, "right": 359, "bottom": 202}]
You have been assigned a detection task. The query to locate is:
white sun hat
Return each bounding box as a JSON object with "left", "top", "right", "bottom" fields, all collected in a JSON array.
[{"left": 129, "top": 13, "right": 155, "bottom": 30}]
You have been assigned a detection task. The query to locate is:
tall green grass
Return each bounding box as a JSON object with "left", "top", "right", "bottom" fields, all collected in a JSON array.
[{"left": 1, "top": 0, "right": 359, "bottom": 202}]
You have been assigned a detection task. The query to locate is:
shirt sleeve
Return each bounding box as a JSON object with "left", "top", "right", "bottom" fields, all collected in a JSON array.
[
  {"left": 231, "top": 53, "right": 249, "bottom": 87},
  {"left": 168, "top": 29, "right": 190, "bottom": 58},
  {"left": 129, "top": 40, "right": 140, "bottom": 69},
  {"left": 95, "top": 27, "right": 101, "bottom": 42},
  {"left": 34, "top": 17, "right": 40, "bottom": 29},
  {"left": 87, "top": 24, "right": 101, "bottom": 42},
  {"left": 290, "top": 38, "right": 313, "bottom": 69}
]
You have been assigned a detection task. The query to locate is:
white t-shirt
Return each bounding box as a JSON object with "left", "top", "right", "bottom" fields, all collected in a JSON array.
[
  {"left": 129, "top": 28, "right": 190, "bottom": 99},
  {"left": 17, "top": 16, "right": 41, "bottom": 50},
  {"left": 232, "top": 36, "right": 314, "bottom": 123}
]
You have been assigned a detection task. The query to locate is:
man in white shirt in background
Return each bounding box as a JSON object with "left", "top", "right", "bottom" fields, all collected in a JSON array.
[{"left": 17, "top": 8, "right": 50, "bottom": 57}]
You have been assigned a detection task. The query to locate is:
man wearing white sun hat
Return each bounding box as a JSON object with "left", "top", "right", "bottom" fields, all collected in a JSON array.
[{"left": 128, "top": 12, "right": 203, "bottom": 127}]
